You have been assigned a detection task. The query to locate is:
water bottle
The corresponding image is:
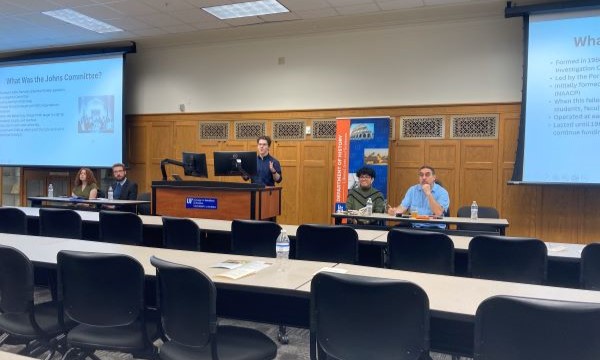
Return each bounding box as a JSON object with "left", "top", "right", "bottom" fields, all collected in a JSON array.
[
  {"left": 471, "top": 200, "right": 478, "bottom": 220},
  {"left": 366, "top": 197, "right": 373, "bottom": 216},
  {"left": 275, "top": 229, "right": 290, "bottom": 271},
  {"left": 47, "top": 184, "right": 54, "bottom": 198},
  {"left": 107, "top": 186, "right": 114, "bottom": 200}
]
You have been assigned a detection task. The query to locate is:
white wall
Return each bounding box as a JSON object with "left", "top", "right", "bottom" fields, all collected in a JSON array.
[{"left": 125, "top": 16, "right": 524, "bottom": 114}]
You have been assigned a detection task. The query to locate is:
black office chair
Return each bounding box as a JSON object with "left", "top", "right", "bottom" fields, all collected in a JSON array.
[
  {"left": 230, "top": 219, "right": 281, "bottom": 257},
  {"left": 0, "top": 245, "right": 72, "bottom": 359},
  {"left": 580, "top": 242, "right": 600, "bottom": 290},
  {"left": 474, "top": 295, "right": 600, "bottom": 360},
  {"left": 162, "top": 216, "right": 202, "bottom": 251},
  {"left": 57, "top": 250, "right": 157, "bottom": 360},
  {"left": 468, "top": 235, "right": 547, "bottom": 285},
  {"left": 39, "top": 208, "right": 83, "bottom": 239},
  {"left": 99, "top": 210, "right": 144, "bottom": 245},
  {"left": 296, "top": 224, "right": 358, "bottom": 264},
  {"left": 310, "top": 272, "right": 432, "bottom": 360},
  {"left": 137, "top": 192, "right": 152, "bottom": 216},
  {"left": 0, "top": 207, "right": 27, "bottom": 234},
  {"left": 386, "top": 229, "right": 454, "bottom": 275},
  {"left": 150, "top": 256, "right": 278, "bottom": 360},
  {"left": 456, "top": 205, "right": 500, "bottom": 232}
]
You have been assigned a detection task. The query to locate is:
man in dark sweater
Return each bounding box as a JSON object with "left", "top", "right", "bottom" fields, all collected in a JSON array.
[{"left": 346, "top": 167, "right": 385, "bottom": 223}]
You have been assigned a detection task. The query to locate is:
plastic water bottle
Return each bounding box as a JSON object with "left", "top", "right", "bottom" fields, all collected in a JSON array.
[
  {"left": 107, "top": 186, "right": 114, "bottom": 200},
  {"left": 471, "top": 201, "right": 478, "bottom": 220},
  {"left": 47, "top": 184, "right": 54, "bottom": 198},
  {"left": 366, "top": 197, "right": 373, "bottom": 216},
  {"left": 275, "top": 229, "right": 290, "bottom": 271}
]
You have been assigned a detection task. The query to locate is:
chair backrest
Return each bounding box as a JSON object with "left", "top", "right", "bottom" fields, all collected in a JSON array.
[
  {"left": 387, "top": 229, "right": 454, "bottom": 275},
  {"left": 456, "top": 206, "right": 500, "bottom": 232},
  {"left": 99, "top": 210, "right": 143, "bottom": 245},
  {"left": 39, "top": 208, "right": 82, "bottom": 239},
  {"left": 57, "top": 250, "right": 145, "bottom": 327},
  {"left": 310, "top": 272, "right": 431, "bottom": 360},
  {"left": 580, "top": 243, "right": 600, "bottom": 290},
  {"left": 468, "top": 235, "right": 547, "bottom": 285},
  {"left": 137, "top": 192, "right": 151, "bottom": 215},
  {"left": 162, "top": 216, "right": 202, "bottom": 251},
  {"left": 0, "top": 245, "right": 34, "bottom": 313},
  {"left": 296, "top": 224, "right": 358, "bottom": 264},
  {"left": 230, "top": 219, "right": 281, "bottom": 257},
  {"left": 474, "top": 295, "right": 600, "bottom": 360},
  {"left": 150, "top": 256, "right": 215, "bottom": 348},
  {"left": 0, "top": 207, "right": 27, "bottom": 235}
]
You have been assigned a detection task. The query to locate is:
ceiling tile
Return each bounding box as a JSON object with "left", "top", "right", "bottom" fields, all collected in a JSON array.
[
  {"left": 141, "top": 0, "right": 197, "bottom": 12},
  {"left": 105, "top": 0, "right": 160, "bottom": 16},
  {"left": 161, "top": 23, "right": 197, "bottom": 33},
  {"left": 224, "top": 16, "right": 265, "bottom": 26},
  {"left": 104, "top": 16, "right": 153, "bottom": 30},
  {"left": 376, "top": 0, "right": 424, "bottom": 11},
  {"left": 74, "top": 4, "right": 124, "bottom": 19},
  {"left": 327, "top": 0, "right": 376, "bottom": 6},
  {"left": 134, "top": 12, "right": 186, "bottom": 27},
  {"left": 260, "top": 11, "right": 301, "bottom": 22},
  {"left": 295, "top": 7, "right": 339, "bottom": 19},
  {"left": 168, "top": 8, "right": 218, "bottom": 23},
  {"left": 335, "top": 3, "right": 380, "bottom": 15},
  {"left": 190, "top": 20, "right": 229, "bottom": 30},
  {"left": 130, "top": 27, "right": 166, "bottom": 36},
  {"left": 278, "top": 0, "right": 333, "bottom": 11}
]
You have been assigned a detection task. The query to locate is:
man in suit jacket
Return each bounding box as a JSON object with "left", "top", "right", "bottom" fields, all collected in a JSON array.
[{"left": 106, "top": 163, "right": 138, "bottom": 212}]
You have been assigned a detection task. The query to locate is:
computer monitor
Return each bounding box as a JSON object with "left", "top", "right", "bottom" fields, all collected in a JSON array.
[
  {"left": 213, "top": 151, "right": 257, "bottom": 177},
  {"left": 182, "top": 152, "right": 208, "bottom": 178}
]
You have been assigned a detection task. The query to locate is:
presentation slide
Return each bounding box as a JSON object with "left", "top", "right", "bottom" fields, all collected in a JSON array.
[
  {"left": 523, "top": 10, "right": 600, "bottom": 184},
  {"left": 0, "top": 54, "right": 124, "bottom": 167}
]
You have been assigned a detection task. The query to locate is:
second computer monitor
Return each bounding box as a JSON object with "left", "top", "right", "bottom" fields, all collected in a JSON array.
[
  {"left": 213, "top": 151, "right": 257, "bottom": 177},
  {"left": 182, "top": 152, "right": 208, "bottom": 178}
]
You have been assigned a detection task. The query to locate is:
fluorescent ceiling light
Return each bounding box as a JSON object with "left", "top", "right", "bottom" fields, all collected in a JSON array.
[
  {"left": 42, "top": 9, "right": 123, "bottom": 33},
  {"left": 203, "top": 0, "right": 289, "bottom": 20}
]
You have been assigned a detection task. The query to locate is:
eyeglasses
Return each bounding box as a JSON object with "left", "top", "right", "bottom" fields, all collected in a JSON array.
[
  {"left": 359, "top": 176, "right": 372, "bottom": 180},
  {"left": 418, "top": 172, "right": 432, "bottom": 178}
]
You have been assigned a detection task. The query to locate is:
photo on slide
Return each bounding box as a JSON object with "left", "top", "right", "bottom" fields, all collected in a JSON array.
[{"left": 78, "top": 95, "right": 114, "bottom": 133}]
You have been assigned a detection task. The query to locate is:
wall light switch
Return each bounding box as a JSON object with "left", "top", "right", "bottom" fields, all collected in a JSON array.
[{"left": 305, "top": 126, "right": 311, "bottom": 135}]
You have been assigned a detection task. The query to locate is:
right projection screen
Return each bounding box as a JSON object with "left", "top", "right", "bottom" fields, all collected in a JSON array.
[{"left": 516, "top": 9, "right": 600, "bottom": 185}]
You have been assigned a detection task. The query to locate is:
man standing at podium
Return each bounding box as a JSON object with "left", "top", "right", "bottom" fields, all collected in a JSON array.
[{"left": 244, "top": 135, "right": 282, "bottom": 186}]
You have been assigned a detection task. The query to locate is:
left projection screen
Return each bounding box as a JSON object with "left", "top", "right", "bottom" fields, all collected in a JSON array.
[{"left": 0, "top": 53, "right": 124, "bottom": 167}]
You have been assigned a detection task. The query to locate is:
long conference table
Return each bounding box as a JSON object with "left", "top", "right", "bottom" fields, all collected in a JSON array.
[
  {"left": 9, "top": 206, "right": 585, "bottom": 287},
  {"left": 331, "top": 212, "right": 510, "bottom": 235},
  {"left": 1, "top": 232, "right": 600, "bottom": 356}
]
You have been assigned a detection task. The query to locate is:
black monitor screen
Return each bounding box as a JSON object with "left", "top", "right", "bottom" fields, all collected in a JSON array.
[
  {"left": 182, "top": 152, "right": 208, "bottom": 178},
  {"left": 214, "top": 151, "right": 257, "bottom": 177}
]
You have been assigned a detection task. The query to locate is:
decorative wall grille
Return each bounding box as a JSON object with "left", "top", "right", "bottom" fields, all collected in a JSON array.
[
  {"left": 199, "top": 122, "right": 229, "bottom": 140},
  {"left": 272, "top": 121, "right": 305, "bottom": 140},
  {"left": 399, "top": 116, "right": 445, "bottom": 139},
  {"left": 234, "top": 121, "right": 265, "bottom": 140},
  {"left": 312, "top": 120, "right": 337, "bottom": 140},
  {"left": 450, "top": 114, "right": 499, "bottom": 139}
]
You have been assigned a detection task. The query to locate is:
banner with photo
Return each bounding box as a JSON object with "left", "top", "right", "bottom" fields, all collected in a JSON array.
[{"left": 333, "top": 116, "right": 390, "bottom": 213}]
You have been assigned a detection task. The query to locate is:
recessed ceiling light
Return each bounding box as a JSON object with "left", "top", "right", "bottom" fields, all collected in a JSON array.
[
  {"left": 202, "top": 0, "right": 289, "bottom": 20},
  {"left": 42, "top": 9, "right": 123, "bottom": 34}
]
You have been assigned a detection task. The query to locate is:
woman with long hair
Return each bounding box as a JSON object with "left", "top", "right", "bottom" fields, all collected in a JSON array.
[{"left": 72, "top": 168, "right": 98, "bottom": 199}]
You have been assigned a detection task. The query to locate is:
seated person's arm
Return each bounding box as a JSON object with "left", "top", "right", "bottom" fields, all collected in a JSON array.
[
  {"left": 128, "top": 183, "right": 138, "bottom": 200},
  {"left": 89, "top": 187, "right": 98, "bottom": 200},
  {"left": 373, "top": 196, "right": 386, "bottom": 213},
  {"left": 241, "top": 174, "right": 249, "bottom": 181}
]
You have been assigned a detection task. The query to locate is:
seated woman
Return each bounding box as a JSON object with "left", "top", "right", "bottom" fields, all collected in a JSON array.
[{"left": 72, "top": 168, "right": 98, "bottom": 200}]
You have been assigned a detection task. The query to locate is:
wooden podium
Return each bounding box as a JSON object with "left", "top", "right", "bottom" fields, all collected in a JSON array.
[{"left": 151, "top": 181, "right": 281, "bottom": 220}]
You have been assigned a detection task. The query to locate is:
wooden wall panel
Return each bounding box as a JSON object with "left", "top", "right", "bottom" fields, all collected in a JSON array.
[
  {"left": 299, "top": 142, "right": 330, "bottom": 224},
  {"left": 149, "top": 122, "right": 174, "bottom": 183},
  {"left": 460, "top": 141, "right": 497, "bottom": 209},
  {"left": 124, "top": 102, "right": 597, "bottom": 244},
  {"left": 538, "top": 187, "right": 580, "bottom": 243},
  {"left": 273, "top": 141, "right": 300, "bottom": 225}
]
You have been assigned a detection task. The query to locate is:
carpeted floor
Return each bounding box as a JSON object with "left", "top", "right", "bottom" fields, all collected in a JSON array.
[{"left": 0, "top": 288, "right": 470, "bottom": 359}]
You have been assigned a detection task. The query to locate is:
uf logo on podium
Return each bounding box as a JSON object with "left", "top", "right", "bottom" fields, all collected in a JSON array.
[
  {"left": 186, "top": 197, "right": 217, "bottom": 209},
  {"left": 335, "top": 202, "right": 347, "bottom": 213}
]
